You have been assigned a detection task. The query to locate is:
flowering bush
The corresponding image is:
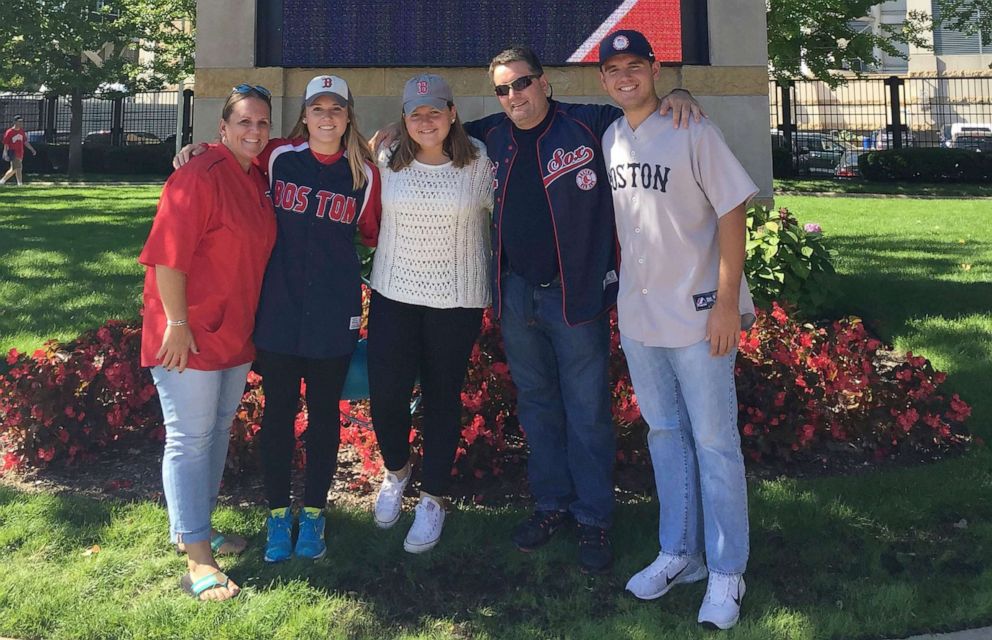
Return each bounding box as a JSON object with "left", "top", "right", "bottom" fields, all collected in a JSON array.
[
  {"left": 746, "top": 205, "right": 836, "bottom": 315},
  {"left": 0, "top": 321, "right": 160, "bottom": 472},
  {"left": 732, "top": 302, "right": 970, "bottom": 464},
  {"left": 335, "top": 307, "right": 521, "bottom": 494},
  {"left": 0, "top": 305, "right": 972, "bottom": 491}
]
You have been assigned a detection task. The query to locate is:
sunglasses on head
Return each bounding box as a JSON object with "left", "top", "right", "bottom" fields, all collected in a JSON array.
[
  {"left": 493, "top": 74, "right": 541, "bottom": 97},
  {"left": 232, "top": 83, "right": 272, "bottom": 99}
]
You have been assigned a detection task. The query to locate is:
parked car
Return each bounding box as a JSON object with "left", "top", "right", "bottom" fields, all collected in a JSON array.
[
  {"left": 954, "top": 133, "right": 992, "bottom": 153},
  {"left": 834, "top": 148, "right": 863, "bottom": 178},
  {"left": 83, "top": 130, "right": 161, "bottom": 145},
  {"left": 869, "top": 127, "right": 914, "bottom": 149},
  {"left": 25, "top": 130, "right": 70, "bottom": 144},
  {"left": 771, "top": 130, "right": 856, "bottom": 176}
]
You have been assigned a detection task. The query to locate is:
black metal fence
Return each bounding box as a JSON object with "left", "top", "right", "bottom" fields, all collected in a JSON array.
[
  {"left": 770, "top": 75, "right": 992, "bottom": 177},
  {"left": 0, "top": 90, "right": 194, "bottom": 148}
]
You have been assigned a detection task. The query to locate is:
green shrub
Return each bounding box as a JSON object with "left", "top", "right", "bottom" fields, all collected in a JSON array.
[
  {"left": 745, "top": 205, "right": 836, "bottom": 315},
  {"left": 42, "top": 143, "right": 173, "bottom": 175},
  {"left": 860, "top": 148, "right": 992, "bottom": 183},
  {"left": 771, "top": 143, "right": 796, "bottom": 178}
]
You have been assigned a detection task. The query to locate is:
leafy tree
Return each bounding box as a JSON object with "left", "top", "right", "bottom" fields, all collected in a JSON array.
[
  {"left": 0, "top": 0, "right": 194, "bottom": 177},
  {"left": 767, "top": 0, "right": 932, "bottom": 86}
]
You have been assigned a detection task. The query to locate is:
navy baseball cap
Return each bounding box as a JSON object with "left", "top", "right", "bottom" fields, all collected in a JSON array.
[{"left": 599, "top": 29, "right": 655, "bottom": 66}]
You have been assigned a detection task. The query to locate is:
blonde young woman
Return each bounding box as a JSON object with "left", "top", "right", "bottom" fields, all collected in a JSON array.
[
  {"left": 368, "top": 74, "right": 493, "bottom": 552},
  {"left": 177, "top": 75, "right": 381, "bottom": 562}
]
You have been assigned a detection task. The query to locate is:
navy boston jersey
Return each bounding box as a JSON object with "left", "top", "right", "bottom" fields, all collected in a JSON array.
[{"left": 253, "top": 139, "right": 381, "bottom": 359}]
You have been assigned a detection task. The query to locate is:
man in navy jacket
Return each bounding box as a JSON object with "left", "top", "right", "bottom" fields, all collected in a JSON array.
[{"left": 463, "top": 45, "right": 699, "bottom": 573}]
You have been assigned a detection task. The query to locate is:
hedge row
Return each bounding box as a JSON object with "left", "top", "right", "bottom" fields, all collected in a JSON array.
[
  {"left": 859, "top": 148, "right": 992, "bottom": 183},
  {"left": 20, "top": 143, "right": 174, "bottom": 175}
]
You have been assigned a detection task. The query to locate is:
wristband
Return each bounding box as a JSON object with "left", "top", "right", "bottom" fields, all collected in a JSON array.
[{"left": 166, "top": 319, "right": 188, "bottom": 327}]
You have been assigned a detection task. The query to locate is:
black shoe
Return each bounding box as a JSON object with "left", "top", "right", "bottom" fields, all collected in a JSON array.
[
  {"left": 512, "top": 510, "right": 572, "bottom": 551},
  {"left": 577, "top": 524, "right": 613, "bottom": 574}
]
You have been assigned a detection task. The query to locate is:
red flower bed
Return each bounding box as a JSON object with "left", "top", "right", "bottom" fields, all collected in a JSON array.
[
  {"left": 0, "top": 321, "right": 161, "bottom": 472},
  {"left": 734, "top": 303, "right": 970, "bottom": 464},
  {"left": 0, "top": 304, "right": 972, "bottom": 490}
]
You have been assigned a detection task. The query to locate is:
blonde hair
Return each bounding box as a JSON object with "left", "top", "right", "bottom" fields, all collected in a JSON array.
[
  {"left": 288, "top": 101, "right": 374, "bottom": 190},
  {"left": 389, "top": 107, "right": 479, "bottom": 172},
  {"left": 221, "top": 89, "right": 271, "bottom": 121}
]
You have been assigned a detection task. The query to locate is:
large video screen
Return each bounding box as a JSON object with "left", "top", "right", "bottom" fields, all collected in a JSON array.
[{"left": 258, "top": 1, "right": 704, "bottom": 67}]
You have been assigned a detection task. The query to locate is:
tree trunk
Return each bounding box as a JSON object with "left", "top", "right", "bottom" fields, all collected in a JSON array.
[{"left": 67, "top": 88, "right": 84, "bottom": 179}]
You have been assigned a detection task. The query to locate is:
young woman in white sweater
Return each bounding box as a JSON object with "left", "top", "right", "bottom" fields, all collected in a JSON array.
[{"left": 368, "top": 73, "right": 493, "bottom": 553}]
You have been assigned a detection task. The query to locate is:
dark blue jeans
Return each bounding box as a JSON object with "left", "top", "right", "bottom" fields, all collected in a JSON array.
[{"left": 499, "top": 272, "right": 615, "bottom": 529}]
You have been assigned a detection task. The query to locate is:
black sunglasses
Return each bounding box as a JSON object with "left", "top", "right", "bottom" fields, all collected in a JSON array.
[
  {"left": 494, "top": 74, "right": 541, "bottom": 97},
  {"left": 232, "top": 83, "right": 272, "bottom": 99}
]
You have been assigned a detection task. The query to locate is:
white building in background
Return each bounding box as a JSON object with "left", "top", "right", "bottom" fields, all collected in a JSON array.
[{"left": 852, "top": 0, "right": 990, "bottom": 74}]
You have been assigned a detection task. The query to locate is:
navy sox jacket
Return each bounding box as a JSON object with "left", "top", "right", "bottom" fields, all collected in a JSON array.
[{"left": 466, "top": 101, "right": 622, "bottom": 326}]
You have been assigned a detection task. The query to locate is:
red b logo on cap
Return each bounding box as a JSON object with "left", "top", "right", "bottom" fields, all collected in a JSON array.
[
  {"left": 323, "top": 77, "right": 333, "bottom": 88},
  {"left": 417, "top": 80, "right": 429, "bottom": 95}
]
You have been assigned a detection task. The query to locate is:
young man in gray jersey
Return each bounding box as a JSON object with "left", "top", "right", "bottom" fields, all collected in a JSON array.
[{"left": 599, "top": 29, "right": 758, "bottom": 630}]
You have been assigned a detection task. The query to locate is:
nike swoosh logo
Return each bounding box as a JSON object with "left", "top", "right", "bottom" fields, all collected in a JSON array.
[
  {"left": 732, "top": 581, "right": 742, "bottom": 607},
  {"left": 665, "top": 565, "right": 688, "bottom": 586}
]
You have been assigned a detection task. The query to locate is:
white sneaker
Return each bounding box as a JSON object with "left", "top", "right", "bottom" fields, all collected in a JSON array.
[
  {"left": 373, "top": 469, "right": 411, "bottom": 529},
  {"left": 625, "top": 552, "right": 708, "bottom": 600},
  {"left": 697, "top": 573, "right": 745, "bottom": 630},
  {"left": 403, "top": 495, "right": 445, "bottom": 553}
]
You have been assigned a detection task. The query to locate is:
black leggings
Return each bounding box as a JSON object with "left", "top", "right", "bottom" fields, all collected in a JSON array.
[
  {"left": 256, "top": 349, "right": 351, "bottom": 509},
  {"left": 367, "top": 291, "right": 483, "bottom": 497}
]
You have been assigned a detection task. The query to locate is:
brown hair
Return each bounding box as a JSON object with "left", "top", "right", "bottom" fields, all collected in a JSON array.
[
  {"left": 388, "top": 105, "right": 479, "bottom": 171},
  {"left": 488, "top": 45, "right": 545, "bottom": 82},
  {"left": 221, "top": 88, "right": 272, "bottom": 121},
  {"left": 288, "top": 101, "right": 374, "bottom": 190}
]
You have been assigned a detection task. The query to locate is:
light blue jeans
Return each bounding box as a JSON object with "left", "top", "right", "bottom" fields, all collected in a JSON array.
[
  {"left": 620, "top": 335, "right": 749, "bottom": 575},
  {"left": 151, "top": 363, "right": 251, "bottom": 544}
]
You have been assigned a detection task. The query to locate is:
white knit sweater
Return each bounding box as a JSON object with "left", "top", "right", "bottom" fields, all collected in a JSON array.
[{"left": 371, "top": 139, "right": 494, "bottom": 309}]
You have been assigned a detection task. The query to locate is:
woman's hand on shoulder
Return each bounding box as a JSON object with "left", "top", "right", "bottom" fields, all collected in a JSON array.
[
  {"left": 172, "top": 143, "right": 210, "bottom": 169},
  {"left": 369, "top": 122, "right": 402, "bottom": 155}
]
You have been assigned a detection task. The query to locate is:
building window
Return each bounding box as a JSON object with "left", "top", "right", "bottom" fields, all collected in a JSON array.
[{"left": 931, "top": 0, "right": 987, "bottom": 55}]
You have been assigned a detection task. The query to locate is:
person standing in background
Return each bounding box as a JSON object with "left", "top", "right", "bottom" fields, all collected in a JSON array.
[{"left": 2, "top": 116, "right": 37, "bottom": 186}]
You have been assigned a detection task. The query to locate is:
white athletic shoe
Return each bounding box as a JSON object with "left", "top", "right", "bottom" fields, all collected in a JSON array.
[
  {"left": 625, "top": 552, "right": 708, "bottom": 600},
  {"left": 403, "top": 495, "right": 445, "bottom": 554},
  {"left": 373, "top": 469, "right": 411, "bottom": 529},
  {"left": 697, "top": 573, "right": 746, "bottom": 630}
]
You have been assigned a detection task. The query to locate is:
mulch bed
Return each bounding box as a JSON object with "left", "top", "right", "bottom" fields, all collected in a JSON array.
[{"left": 0, "top": 420, "right": 968, "bottom": 513}]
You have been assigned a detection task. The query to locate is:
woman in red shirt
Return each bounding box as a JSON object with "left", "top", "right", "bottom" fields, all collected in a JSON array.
[{"left": 139, "top": 85, "right": 276, "bottom": 601}]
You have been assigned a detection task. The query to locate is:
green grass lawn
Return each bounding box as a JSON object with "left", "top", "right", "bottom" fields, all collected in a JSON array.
[
  {"left": 0, "top": 186, "right": 157, "bottom": 352},
  {"left": 778, "top": 195, "right": 992, "bottom": 437},
  {"left": 0, "top": 186, "right": 991, "bottom": 639},
  {"left": 775, "top": 178, "right": 992, "bottom": 198}
]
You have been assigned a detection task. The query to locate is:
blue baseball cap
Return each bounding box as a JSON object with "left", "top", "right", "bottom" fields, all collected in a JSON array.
[{"left": 599, "top": 29, "right": 656, "bottom": 66}]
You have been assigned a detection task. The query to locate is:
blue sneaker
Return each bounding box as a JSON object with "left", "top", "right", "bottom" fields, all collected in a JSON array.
[
  {"left": 264, "top": 507, "right": 293, "bottom": 563},
  {"left": 295, "top": 508, "right": 327, "bottom": 560}
]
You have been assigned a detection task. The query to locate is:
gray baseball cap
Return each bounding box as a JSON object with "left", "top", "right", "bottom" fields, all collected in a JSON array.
[{"left": 402, "top": 74, "right": 453, "bottom": 114}]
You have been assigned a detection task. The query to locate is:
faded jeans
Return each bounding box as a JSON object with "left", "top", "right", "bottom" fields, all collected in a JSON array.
[
  {"left": 620, "top": 335, "right": 749, "bottom": 574},
  {"left": 151, "top": 363, "right": 251, "bottom": 544}
]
